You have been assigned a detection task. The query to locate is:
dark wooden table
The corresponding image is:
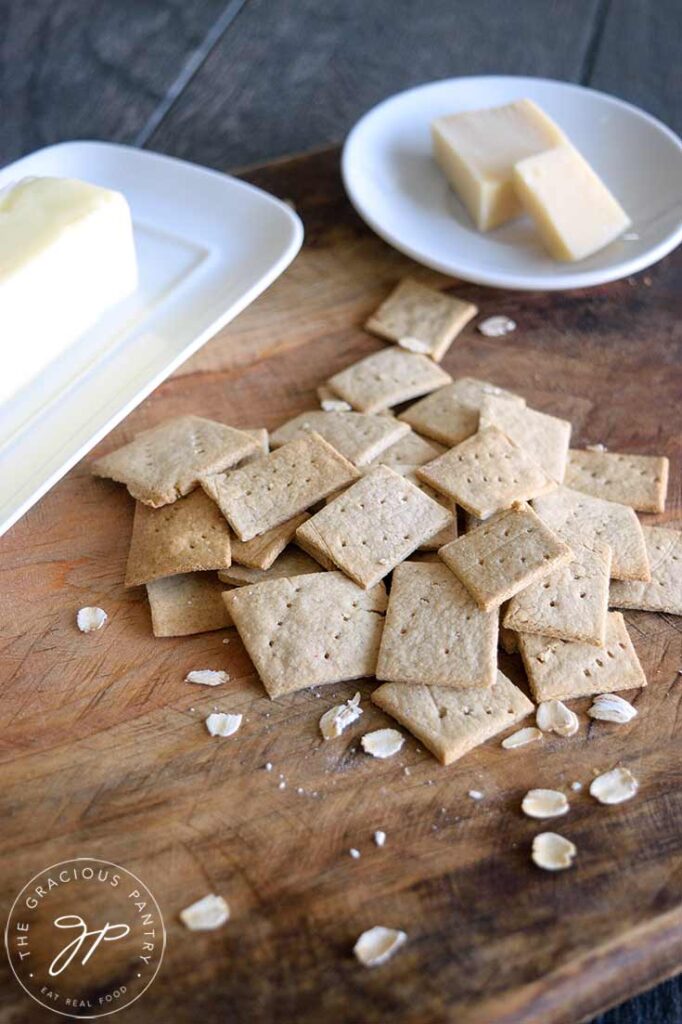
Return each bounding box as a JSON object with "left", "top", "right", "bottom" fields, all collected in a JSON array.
[{"left": 2, "top": 3, "right": 681, "bottom": 1021}]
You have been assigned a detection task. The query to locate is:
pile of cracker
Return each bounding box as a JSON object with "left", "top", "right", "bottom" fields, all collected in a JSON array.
[{"left": 92, "top": 277, "right": 679, "bottom": 767}]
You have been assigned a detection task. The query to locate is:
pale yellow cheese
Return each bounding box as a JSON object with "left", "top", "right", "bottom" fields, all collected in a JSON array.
[
  {"left": 512, "top": 144, "right": 631, "bottom": 261},
  {"left": 431, "top": 99, "right": 565, "bottom": 231}
]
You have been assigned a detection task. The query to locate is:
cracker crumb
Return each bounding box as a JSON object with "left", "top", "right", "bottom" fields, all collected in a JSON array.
[
  {"left": 264, "top": 762, "right": 273, "bottom": 772},
  {"left": 373, "top": 830, "right": 386, "bottom": 847},
  {"left": 76, "top": 606, "right": 107, "bottom": 633},
  {"left": 403, "top": 767, "right": 411, "bottom": 776},
  {"left": 180, "top": 893, "right": 230, "bottom": 930},
  {"left": 532, "top": 832, "right": 576, "bottom": 871},
  {"left": 186, "top": 669, "right": 230, "bottom": 687},
  {"left": 278, "top": 780, "right": 286, "bottom": 790},
  {"left": 478, "top": 315, "right": 516, "bottom": 337},
  {"left": 354, "top": 926, "right": 406, "bottom": 967},
  {"left": 468, "top": 790, "right": 484, "bottom": 801},
  {"left": 222, "top": 638, "right": 231, "bottom": 645},
  {"left": 205, "top": 712, "right": 242, "bottom": 737},
  {"left": 571, "top": 781, "right": 583, "bottom": 792},
  {"left": 361, "top": 728, "right": 404, "bottom": 759},
  {"left": 349, "top": 848, "right": 361, "bottom": 859},
  {"left": 586, "top": 442, "right": 608, "bottom": 452}
]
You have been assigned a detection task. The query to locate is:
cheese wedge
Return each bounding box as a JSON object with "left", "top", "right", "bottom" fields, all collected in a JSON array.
[
  {"left": 513, "top": 144, "right": 631, "bottom": 262},
  {"left": 0, "top": 176, "right": 137, "bottom": 404},
  {"left": 431, "top": 99, "right": 565, "bottom": 231}
]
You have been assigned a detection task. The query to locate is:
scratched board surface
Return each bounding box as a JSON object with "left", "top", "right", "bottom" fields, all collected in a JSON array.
[{"left": 1, "top": 148, "right": 681, "bottom": 1024}]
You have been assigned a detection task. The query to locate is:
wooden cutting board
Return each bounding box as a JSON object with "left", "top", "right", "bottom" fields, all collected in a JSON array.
[{"left": 1, "top": 147, "right": 681, "bottom": 1024}]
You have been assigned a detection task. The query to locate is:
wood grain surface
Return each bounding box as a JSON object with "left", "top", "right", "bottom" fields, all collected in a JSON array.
[{"left": 1, "top": 147, "right": 681, "bottom": 1024}]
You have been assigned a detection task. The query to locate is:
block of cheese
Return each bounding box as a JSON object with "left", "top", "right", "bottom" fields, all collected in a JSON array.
[
  {"left": 0, "top": 176, "right": 137, "bottom": 404},
  {"left": 512, "top": 144, "right": 631, "bottom": 262},
  {"left": 431, "top": 99, "right": 565, "bottom": 231}
]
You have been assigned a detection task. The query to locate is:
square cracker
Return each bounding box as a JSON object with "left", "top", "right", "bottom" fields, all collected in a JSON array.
[
  {"left": 224, "top": 571, "right": 387, "bottom": 698},
  {"left": 365, "top": 277, "right": 477, "bottom": 362},
  {"left": 399, "top": 377, "right": 525, "bottom": 447},
  {"left": 201, "top": 433, "right": 359, "bottom": 541},
  {"left": 269, "top": 410, "right": 409, "bottom": 466},
  {"left": 533, "top": 486, "right": 650, "bottom": 582},
  {"left": 372, "top": 671, "right": 534, "bottom": 766},
  {"left": 218, "top": 547, "right": 323, "bottom": 586},
  {"left": 564, "top": 449, "right": 669, "bottom": 513},
  {"left": 480, "top": 395, "right": 571, "bottom": 483},
  {"left": 417, "top": 425, "right": 555, "bottom": 519},
  {"left": 610, "top": 526, "right": 682, "bottom": 615},
  {"left": 368, "top": 429, "right": 445, "bottom": 471},
  {"left": 504, "top": 539, "right": 612, "bottom": 645},
  {"left": 146, "top": 572, "right": 233, "bottom": 637},
  {"left": 403, "top": 472, "right": 458, "bottom": 550},
  {"left": 439, "top": 502, "right": 573, "bottom": 612},
  {"left": 125, "top": 489, "right": 231, "bottom": 587},
  {"left": 326, "top": 348, "right": 451, "bottom": 414},
  {"left": 230, "top": 513, "right": 309, "bottom": 570},
  {"left": 376, "top": 561, "right": 498, "bottom": 688},
  {"left": 92, "top": 415, "right": 261, "bottom": 507},
  {"left": 518, "top": 611, "right": 647, "bottom": 702},
  {"left": 295, "top": 465, "right": 453, "bottom": 589}
]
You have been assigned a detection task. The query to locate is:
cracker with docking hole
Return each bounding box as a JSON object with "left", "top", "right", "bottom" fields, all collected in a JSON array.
[
  {"left": 227, "top": 513, "right": 310, "bottom": 571},
  {"left": 417, "top": 426, "right": 555, "bottom": 519},
  {"left": 326, "top": 348, "right": 452, "bottom": 414},
  {"left": 438, "top": 502, "right": 573, "bottom": 612},
  {"left": 218, "top": 547, "right": 323, "bottom": 586},
  {"left": 479, "top": 395, "right": 571, "bottom": 483},
  {"left": 518, "top": 611, "right": 647, "bottom": 702},
  {"left": 609, "top": 526, "right": 682, "bottom": 614},
  {"left": 503, "top": 539, "right": 611, "bottom": 645},
  {"left": 365, "top": 277, "right": 478, "bottom": 363},
  {"left": 402, "top": 471, "right": 458, "bottom": 550},
  {"left": 564, "top": 449, "right": 669, "bottom": 513},
  {"left": 371, "top": 670, "right": 533, "bottom": 766},
  {"left": 398, "top": 377, "right": 526, "bottom": 447},
  {"left": 224, "top": 571, "right": 387, "bottom": 698},
  {"left": 91, "top": 415, "right": 261, "bottom": 507},
  {"left": 201, "top": 433, "right": 359, "bottom": 541},
  {"left": 367, "top": 430, "right": 446, "bottom": 471},
  {"left": 532, "top": 486, "right": 650, "bottom": 582},
  {"left": 270, "top": 410, "right": 410, "bottom": 467},
  {"left": 124, "top": 489, "right": 232, "bottom": 587},
  {"left": 376, "top": 561, "right": 498, "bottom": 689},
  {"left": 146, "top": 572, "right": 233, "bottom": 637},
  {"left": 295, "top": 466, "right": 453, "bottom": 589}
]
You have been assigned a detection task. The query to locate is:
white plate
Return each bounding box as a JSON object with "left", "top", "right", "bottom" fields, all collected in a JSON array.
[
  {"left": 0, "top": 141, "right": 303, "bottom": 537},
  {"left": 342, "top": 76, "right": 682, "bottom": 290}
]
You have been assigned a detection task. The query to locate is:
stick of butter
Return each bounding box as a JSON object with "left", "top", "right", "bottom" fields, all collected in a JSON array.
[
  {"left": 0, "top": 176, "right": 137, "bottom": 404},
  {"left": 431, "top": 99, "right": 566, "bottom": 231},
  {"left": 513, "top": 144, "right": 631, "bottom": 262}
]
